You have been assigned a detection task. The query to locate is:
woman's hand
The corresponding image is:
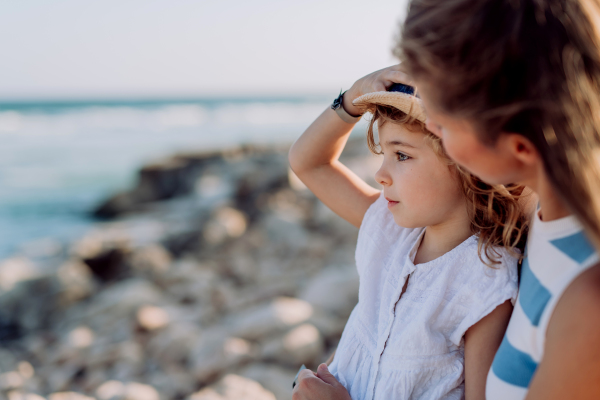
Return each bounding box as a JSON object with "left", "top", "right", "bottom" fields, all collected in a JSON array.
[
  {"left": 343, "top": 64, "right": 413, "bottom": 117},
  {"left": 292, "top": 364, "right": 352, "bottom": 400}
]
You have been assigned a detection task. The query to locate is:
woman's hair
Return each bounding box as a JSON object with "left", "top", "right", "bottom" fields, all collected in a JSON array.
[
  {"left": 366, "top": 104, "right": 530, "bottom": 265},
  {"left": 398, "top": 0, "right": 600, "bottom": 250}
]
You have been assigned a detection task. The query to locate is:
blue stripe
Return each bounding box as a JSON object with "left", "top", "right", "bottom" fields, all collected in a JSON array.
[
  {"left": 550, "top": 230, "right": 595, "bottom": 264},
  {"left": 492, "top": 335, "right": 538, "bottom": 388},
  {"left": 518, "top": 258, "right": 551, "bottom": 326}
]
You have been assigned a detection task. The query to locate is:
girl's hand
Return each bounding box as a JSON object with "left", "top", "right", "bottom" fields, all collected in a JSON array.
[
  {"left": 343, "top": 64, "right": 413, "bottom": 117},
  {"left": 292, "top": 364, "right": 352, "bottom": 400}
]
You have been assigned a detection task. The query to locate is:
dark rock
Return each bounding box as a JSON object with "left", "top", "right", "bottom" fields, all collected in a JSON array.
[
  {"left": 83, "top": 248, "right": 130, "bottom": 283},
  {"left": 93, "top": 151, "right": 222, "bottom": 219}
]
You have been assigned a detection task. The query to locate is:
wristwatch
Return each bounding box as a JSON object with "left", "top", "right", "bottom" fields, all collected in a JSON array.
[{"left": 331, "top": 90, "right": 363, "bottom": 124}]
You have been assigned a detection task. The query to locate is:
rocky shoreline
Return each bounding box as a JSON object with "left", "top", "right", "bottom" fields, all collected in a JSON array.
[{"left": 0, "top": 137, "right": 381, "bottom": 400}]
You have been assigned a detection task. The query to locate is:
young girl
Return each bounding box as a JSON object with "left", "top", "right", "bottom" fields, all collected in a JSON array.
[
  {"left": 396, "top": 1, "right": 600, "bottom": 399},
  {"left": 289, "top": 71, "right": 530, "bottom": 399}
]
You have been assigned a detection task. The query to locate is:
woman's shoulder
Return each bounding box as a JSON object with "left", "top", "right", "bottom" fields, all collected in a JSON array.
[{"left": 530, "top": 263, "right": 600, "bottom": 397}]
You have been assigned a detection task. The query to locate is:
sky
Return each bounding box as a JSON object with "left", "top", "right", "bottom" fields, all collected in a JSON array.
[{"left": 0, "top": 0, "right": 408, "bottom": 99}]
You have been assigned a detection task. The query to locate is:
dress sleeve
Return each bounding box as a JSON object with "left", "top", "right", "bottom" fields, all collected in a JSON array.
[{"left": 448, "top": 251, "right": 519, "bottom": 347}]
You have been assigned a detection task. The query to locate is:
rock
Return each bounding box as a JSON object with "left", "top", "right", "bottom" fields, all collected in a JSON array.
[
  {"left": 84, "top": 279, "right": 163, "bottom": 320},
  {"left": 0, "top": 371, "right": 24, "bottom": 390},
  {"left": 45, "top": 364, "right": 81, "bottom": 394},
  {"left": 56, "top": 260, "right": 95, "bottom": 306},
  {"left": 79, "top": 368, "right": 107, "bottom": 394},
  {"left": 114, "top": 341, "right": 144, "bottom": 369},
  {"left": 0, "top": 348, "right": 18, "bottom": 372},
  {"left": 47, "top": 392, "right": 94, "bottom": 400},
  {"left": 145, "top": 365, "right": 195, "bottom": 400},
  {"left": 300, "top": 265, "right": 359, "bottom": 318},
  {"left": 227, "top": 253, "right": 259, "bottom": 285},
  {"left": 159, "top": 258, "right": 219, "bottom": 305},
  {"left": 0, "top": 142, "right": 375, "bottom": 397},
  {"left": 93, "top": 158, "right": 190, "bottom": 219},
  {"left": 228, "top": 297, "right": 313, "bottom": 341},
  {"left": 238, "top": 363, "right": 297, "bottom": 400},
  {"left": 194, "top": 174, "right": 235, "bottom": 204},
  {"left": 260, "top": 214, "right": 308, "bottom": 250},
  {"left": 202, "top": 208, "right": 247, "bottom": 245},
  {"left": 66, "top": 326, "right": 94, "bottom": 349},
  {"left": 6, "top": 392, "right": 46, "bottom": 400},
  {"left": 190, "top": 328, "right": 257, "bottom": 382},
  {"left": 136, "top": 157, "right": 200, "bottom": 202},
  {"left": 124, "top": 382, "right": 160, "bottom": 400},
  {"left": 128, "top": 245, "right": 172, "bottom": 280},
  {"left": 307, "top": 309, "right": 348, "bottom": 339},
  {"left": 234, "top": 155, "right": 289, "bottom": 221},
  {"left": 93, "top": 151, "right": 225, "bottom": 219},
  {"left": 0, "top": 258, "right": 41, "bottom": 292},
  {"left": 96, "top": 380, "right": 125, "bottom": 400},
  {"left": 136, "top": 306, "right": 170, "bottom": 331},
  {"left": 93, "top": 192, "right": 140, "bottom": 219},
  {"left": 17, "top": 362, "right": 35, "bottom": 380},
  {"left": 261, "top": 323, "right": 324, "bottom": 367},
  {"left": 147, "top": 322, "right": 201, "bottom": 365},
  {"left": 82, "top": 247, "right": 130, "bottom": 283},
  {"left": 0, "top": 270, "right": 61, "bottom": 333},
  {"left": 187, "top": 374, "right": 276, "bottom": 400}
]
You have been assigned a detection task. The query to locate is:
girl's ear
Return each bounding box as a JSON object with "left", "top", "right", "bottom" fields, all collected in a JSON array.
[{"left": 502, "top": 133, "right": 540, "bottom": 167}]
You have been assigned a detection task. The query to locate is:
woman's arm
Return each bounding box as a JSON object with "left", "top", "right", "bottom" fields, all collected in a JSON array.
[
  {"left": 464, "top": 300, "right": 513, "bottom": 400},
  {"left": 288, "top": 65, "right": 411, "bottom": 228},
  {"left": 525, "top": 264, "right": 600, "bottom": 399}
]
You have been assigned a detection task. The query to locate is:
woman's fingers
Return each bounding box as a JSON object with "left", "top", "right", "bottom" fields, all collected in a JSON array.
[
  {"left": 345, "top": 65, "right": 415, "bottom": 106},
  {"left": 383, "top": 68, "right": 413, "bottom": 85}
]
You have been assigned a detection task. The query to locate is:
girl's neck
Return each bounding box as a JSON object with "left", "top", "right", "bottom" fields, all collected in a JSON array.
[{"left": 414, "top": 207, "right": 473, "bottom": 265}]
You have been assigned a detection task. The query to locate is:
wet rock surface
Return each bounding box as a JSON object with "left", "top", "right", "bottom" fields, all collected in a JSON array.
[{"left": 0, "top": 138, "right": 379, "bottom": 400}]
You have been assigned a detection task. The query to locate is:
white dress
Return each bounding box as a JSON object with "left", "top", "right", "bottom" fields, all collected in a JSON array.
[{"left": 328, "top": 193, "right": 519, "bottom": 400}]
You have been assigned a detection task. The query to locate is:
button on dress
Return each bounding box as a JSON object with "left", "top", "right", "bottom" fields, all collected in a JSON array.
[{"left": 328, "top": 193, "right": 519, "bottom": 400}]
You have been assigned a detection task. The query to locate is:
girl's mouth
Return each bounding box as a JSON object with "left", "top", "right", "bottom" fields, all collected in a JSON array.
[{"left": 385, "top": 197, "right": 399, "bottom": 207}]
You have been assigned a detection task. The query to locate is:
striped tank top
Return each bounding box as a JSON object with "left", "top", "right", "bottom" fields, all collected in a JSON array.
[{"left": 486, "top": 210, "right": 599, "bottom": 399}]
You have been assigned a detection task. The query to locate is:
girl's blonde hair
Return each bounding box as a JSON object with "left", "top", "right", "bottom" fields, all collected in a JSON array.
[
  {"left": 399, "top": 0, "right": 600, "bottom": 251},
  {"left": 366, "top": 104, "right": 529, "bottom": 265}
]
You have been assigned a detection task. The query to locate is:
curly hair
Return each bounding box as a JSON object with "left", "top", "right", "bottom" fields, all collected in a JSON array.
[{"left": 366, "top": 104, "right": 530, "bottom": 265}]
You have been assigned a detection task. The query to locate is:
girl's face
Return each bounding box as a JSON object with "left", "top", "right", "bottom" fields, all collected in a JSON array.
[
  {"left": 418, "top": 83, "right": 531, "bottom": 186},
  {"left": 375, "top": 121, "right": 467, "bottom": 229}
]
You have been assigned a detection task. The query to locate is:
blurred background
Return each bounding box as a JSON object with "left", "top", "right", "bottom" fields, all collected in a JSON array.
[{"left": 0, "top": 1, "right": 405, "bottom": 399}]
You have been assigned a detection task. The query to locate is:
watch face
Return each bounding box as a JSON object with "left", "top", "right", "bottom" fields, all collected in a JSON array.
[{"left": 331, "top": 92, "right": 344, "bottom": 110}]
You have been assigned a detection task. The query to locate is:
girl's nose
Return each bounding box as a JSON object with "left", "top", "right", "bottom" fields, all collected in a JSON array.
[{"left": 374, "top": 163, "right": 392, "bottom": 187}]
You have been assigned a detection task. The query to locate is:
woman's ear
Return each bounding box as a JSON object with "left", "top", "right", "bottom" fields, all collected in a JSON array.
[{"left": 502, "top": 133, "right": 540, "bottom": 167}]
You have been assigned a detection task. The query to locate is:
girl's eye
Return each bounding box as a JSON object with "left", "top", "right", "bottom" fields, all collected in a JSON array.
[{"left": 396, "top": 152, "right": 411, "bottom": 162}]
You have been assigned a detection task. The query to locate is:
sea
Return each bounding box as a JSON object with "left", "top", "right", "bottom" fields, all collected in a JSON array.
[{"left": 0, "top": 96, "right": 368, "bottom": 260}]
